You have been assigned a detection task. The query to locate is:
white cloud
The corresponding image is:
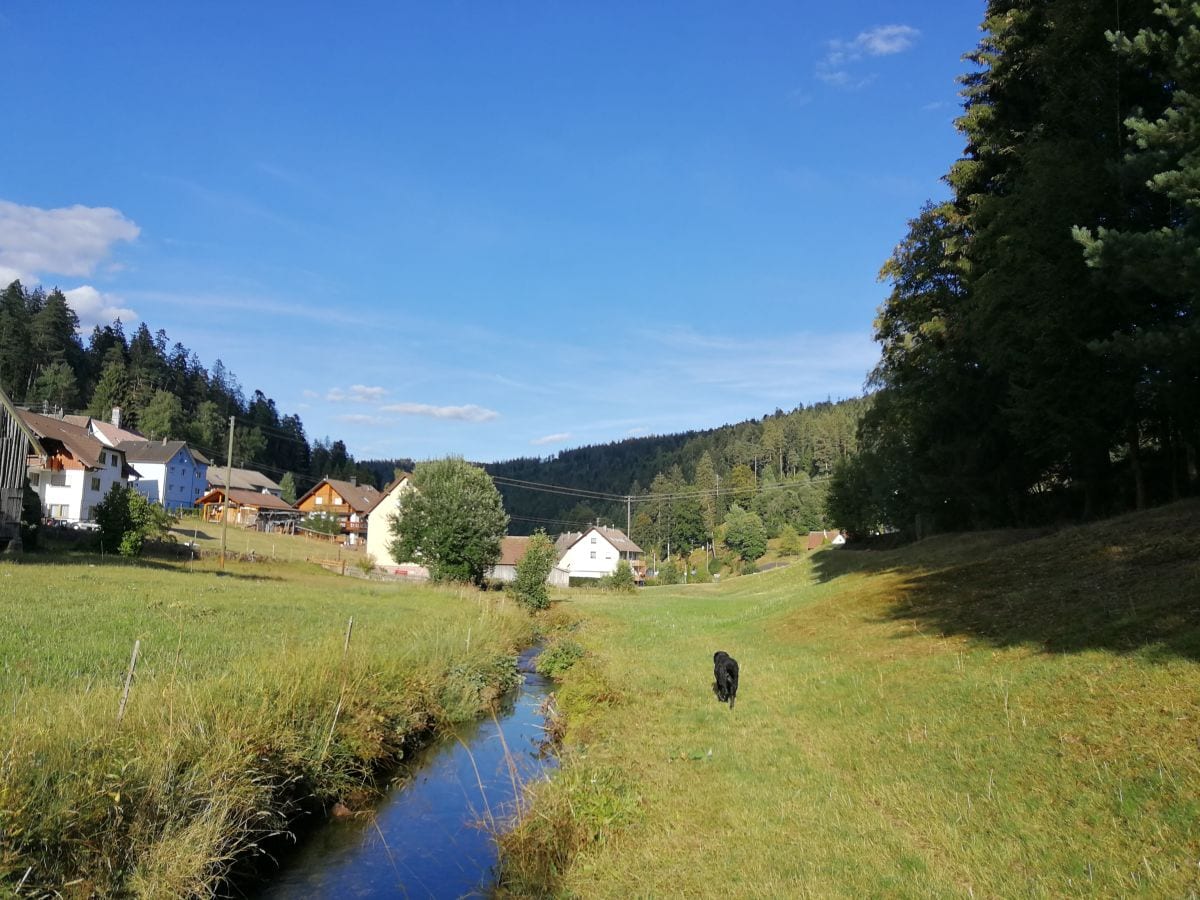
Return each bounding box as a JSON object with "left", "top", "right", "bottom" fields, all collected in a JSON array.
[
  {"left": 0, "top": 199, "right": 139, "bottom": 278},
  {"left": 531, "top": 432, "right": 571, "bottom": 446},
  {"left": 818, "top": 24, "right": 919, "bottom": 90},
  {"left": 380, "top": 402, "right": 500, "bottom": 423},
  {"left": 328, "top": 385, "right": 388, "bottom": 403},
  {"left": 63, "top": 285, "right": 139, "bottom": 332},
  {"left": 347, "top": 384, "right": 388, "bottom": 402}
]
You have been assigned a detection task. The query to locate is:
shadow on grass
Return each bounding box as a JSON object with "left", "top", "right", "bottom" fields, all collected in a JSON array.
[{"left": 811, "top": 499, "right": 1200, "bottom": 661}]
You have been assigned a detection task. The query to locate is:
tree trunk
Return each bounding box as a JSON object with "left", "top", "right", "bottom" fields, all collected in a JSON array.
[{"left": 1128, "top": 424, "right": 1146, "bottom": 511}]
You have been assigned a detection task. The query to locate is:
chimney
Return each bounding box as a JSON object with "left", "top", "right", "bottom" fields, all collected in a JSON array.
[
  {"left": 350, "top": 476, "right": 358, "bottom": 487},
  {"left": 111, "top": 406, "right": 122, "bottom": 429}
]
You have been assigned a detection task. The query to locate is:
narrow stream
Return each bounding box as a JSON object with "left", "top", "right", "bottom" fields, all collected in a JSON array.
[{"left": 257, "top": 647, "right": 556, "bottom": 899}]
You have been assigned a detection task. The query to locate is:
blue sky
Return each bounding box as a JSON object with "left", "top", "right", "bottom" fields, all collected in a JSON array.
[{"left": 0, "top": 2, "right": 983, "bottom": 463}]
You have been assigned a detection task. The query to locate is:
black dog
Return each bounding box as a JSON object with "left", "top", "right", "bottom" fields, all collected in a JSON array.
[{"left": 713, "top": 651, "right": 739, "bottom": 709}]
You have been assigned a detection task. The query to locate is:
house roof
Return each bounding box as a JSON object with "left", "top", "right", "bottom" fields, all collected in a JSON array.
[
  {"left": 496, "top": 536, "right": 531, "bottom": 567},
  {"left": 555, "top": 525, "right": 643, "bottom": 557},
  {"left": 806, "top": 529, "right": 841, "bottom": 551},
  {"left": 297, "top": 478, "right": 383, "bottom": 513},
  {"left": 19, "top": 410, "right": 112, "bottom": 470},
  {"left": 365, "top": 473, "right": 411, "bottom": 515},
  {"left": 195, "top": 487, "right": 296, "bottom": 511},
  {"left": 207, "top": 466, "right": 282, "bottom": 493},
  {"left": 63, "top": 415, "right": 145, "bottom": 446},
  {"left": 0, "top": 389, "right": 46, "bottom": 461},
  {"left": 116, "top": 439, "right": 211, "bottom": 466}
]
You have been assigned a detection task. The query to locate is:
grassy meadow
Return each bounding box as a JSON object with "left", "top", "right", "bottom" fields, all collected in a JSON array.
[
  {"left": 0, "top": 553, "right": 534, "bottom": 896},
  {"left": 503, "top": 500, "right": 1200, "bottom": 897}
]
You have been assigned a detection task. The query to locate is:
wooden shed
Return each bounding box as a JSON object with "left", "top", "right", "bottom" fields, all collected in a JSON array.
[{"left": 0, "top": 385, "right": 46, "bottom": 551}]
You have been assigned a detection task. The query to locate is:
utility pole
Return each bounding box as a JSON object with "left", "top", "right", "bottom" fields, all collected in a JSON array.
[
  {"left": 626, "top": 495, "right": 631, "bottom": 537},
  {"left": 219, "top": 416, "right": 235, "bottom": 570}
]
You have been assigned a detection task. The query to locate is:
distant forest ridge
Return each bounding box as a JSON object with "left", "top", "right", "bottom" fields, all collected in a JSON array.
[{"left": 364, "top": 396, "right": 868, "bottom": 538}]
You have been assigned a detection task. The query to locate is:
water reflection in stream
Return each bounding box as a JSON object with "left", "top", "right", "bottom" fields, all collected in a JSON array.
[{"left": 258, "top": 647, "right": 556, "bottom": 899}]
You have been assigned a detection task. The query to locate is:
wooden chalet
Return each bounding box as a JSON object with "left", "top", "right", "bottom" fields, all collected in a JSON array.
[
  {"left": 195, "top": 487, "right": 298, "bottom": 530},
  {"left": 294, "top": 477, "right": 383, "bottom": 544},
  {"left": 0, "top": 385, "right": 46, "bottom": 551}
]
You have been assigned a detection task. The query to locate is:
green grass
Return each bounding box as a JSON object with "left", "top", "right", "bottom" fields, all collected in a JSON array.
[
  {"left": 501, "top": 500, "right": 1200, "bottom": 897},
  {"left": 0, "top": 554, "right": 534, "bottom": 896}
]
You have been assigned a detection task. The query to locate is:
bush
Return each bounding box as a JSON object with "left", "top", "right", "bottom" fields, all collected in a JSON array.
[
  {"left": 95, "top": 485, "right": 175, "bottom": 557},
  {"left": 777, "top": 524, "right": 804, "bottom": 556},
  {"left": 511, "top": 531, "right": 557, "bottom": 611},
  {"left": 301, "top": 510, "right": 341, "bottom": 536},
  {"left": 598, "top": 560, "right": 636, "bottom": 592},
  {"left": 536, "top": 639, "right": 585, "bottom": 678}
]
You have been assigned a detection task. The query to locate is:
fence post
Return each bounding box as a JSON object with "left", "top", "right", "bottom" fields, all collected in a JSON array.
[{"left": 117, "top": 639, "right": 141, "bottom": 724}]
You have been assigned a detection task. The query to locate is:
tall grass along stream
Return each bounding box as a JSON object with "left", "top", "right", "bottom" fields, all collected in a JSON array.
[{"left": 256, "top": 646, "right": 557, "bottom": 898}]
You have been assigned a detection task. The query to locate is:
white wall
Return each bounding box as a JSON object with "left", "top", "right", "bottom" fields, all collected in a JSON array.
[
  {"left": 365, "top": 479, "right": 425, "bottom": 571},
  {"left": 34, "top": 449, "right": 128, "bottom": 522},
  {"left": 557, "top": 529, "right": 622, "bottom": 580}
]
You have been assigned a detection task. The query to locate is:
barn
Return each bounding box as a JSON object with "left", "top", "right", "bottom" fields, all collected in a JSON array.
[{"left": 0, "top": 385, "right": 46, "bottom": 552}]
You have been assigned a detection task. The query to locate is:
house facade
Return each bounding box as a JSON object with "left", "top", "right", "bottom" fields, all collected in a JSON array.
[
  {"left": 19, "top": 410, "right": 137, "bottom": 524},
  {"left": 555, "top": 526, "right": 645, "bottom": 581},
  {"left": 118, "top": 440, "right": 210, "bottom": 511},
  {"left": 295, "top": 477, "right": 383, "bottom": 546}
]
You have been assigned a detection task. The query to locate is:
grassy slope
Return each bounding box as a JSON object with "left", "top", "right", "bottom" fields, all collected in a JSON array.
[
  {"left": 0, "top": 555, "right": 533, "bottom": 896},
  {"left": 508, "top": 500, "right": 1200, "bottom": 897}
]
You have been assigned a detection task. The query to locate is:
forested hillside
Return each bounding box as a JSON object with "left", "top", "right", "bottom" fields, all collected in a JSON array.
[
  {"left": 0, "top": 280, "right": 377, "bottom": 496},
  {"left": 830, "top": 0, "right": 1199, "bottom": 537},
  {"left": 483, "top": 397, "right": 867, "bottom": 555}
]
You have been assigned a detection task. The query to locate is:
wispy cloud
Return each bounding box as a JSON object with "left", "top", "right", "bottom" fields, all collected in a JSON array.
[
  {"left": 380, "top": 402, "right": 500, "bottom": 423},
  {"left": 531, "top": 432, "right": 571, "bottom": 446},
  {"left": 327, "top": 384, "right": 389, "bottom": 403},
  {"left": 817, "top": 24, "right": 920, "bottom": 89},
  {"left": 0, "top": 199, "right": 139, "bottom": 278}
]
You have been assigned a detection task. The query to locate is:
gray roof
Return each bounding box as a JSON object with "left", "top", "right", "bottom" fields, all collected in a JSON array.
[
  {"left": 207, "top": 466, "right": 281, "bottom": 493},
  {"left": 116, "top": 439, "right": 211, "bottom": 466}
]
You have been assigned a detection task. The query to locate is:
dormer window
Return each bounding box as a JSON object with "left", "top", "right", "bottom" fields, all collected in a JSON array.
[{"left": 110, "top": 453, "right": 119, "bottom": 466}]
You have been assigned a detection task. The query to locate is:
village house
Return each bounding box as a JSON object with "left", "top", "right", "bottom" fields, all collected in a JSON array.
[
  {"left": 1, "top": 385, "right": 46, "bottom": 551},
  {"left": 486, "top": 535, "right": 570, "bottom": 586},
  {"left": 362, "top": 473, "right": 427, "bottom": 575},
  {"left": 118, "top": 440, "right": 210, "bottom": 511},
  {"left": 18, "top": 409, "right": 139, "bottom": 524},
  {"left": 194, "top": 486, "right": 298, "bottom": 529},
  {"left": 554, "top": 525, "right": 645, "bottom": 582},
  {"left": 806, "top": 529, "right": 845, "bottom": 551},
  {"left": 295, "top": 477, "right": 383, "bottom": 546}
]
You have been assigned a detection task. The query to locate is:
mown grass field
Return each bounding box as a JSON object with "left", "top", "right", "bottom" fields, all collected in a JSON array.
[
  {"left": 0, "top": 553, "right": 533, "bottom": 896},
  {"left": 504, "top": 500, "right": 1200, "bottom": 897}
]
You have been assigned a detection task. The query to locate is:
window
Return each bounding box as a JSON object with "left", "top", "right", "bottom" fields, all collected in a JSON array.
[
  {"left": 589, "top": 551, "right": 596, "bottom": 559},
  {"left": 333, "top": 496, "right": 343, "bottom": 505},
  {"left": 315, "top": 496, "right": 324, "bottom": 505},
  {"left": 50, "top": 472, "right": 67, "bottom": 487},
  {"left": 51, "top": 504, "right": 68, "bottom": 518},
  {"left": 91, "top": 477, "right": 101, "bottom": 491},
  {"left": 590, "top": 536, "right": 597, "bottom": 544},
  {"left": 30, "top": 473, "right": 39, "bottom": 486},
  {"left": 111, "top": 453, "right": 119, "bottom": 466}
]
